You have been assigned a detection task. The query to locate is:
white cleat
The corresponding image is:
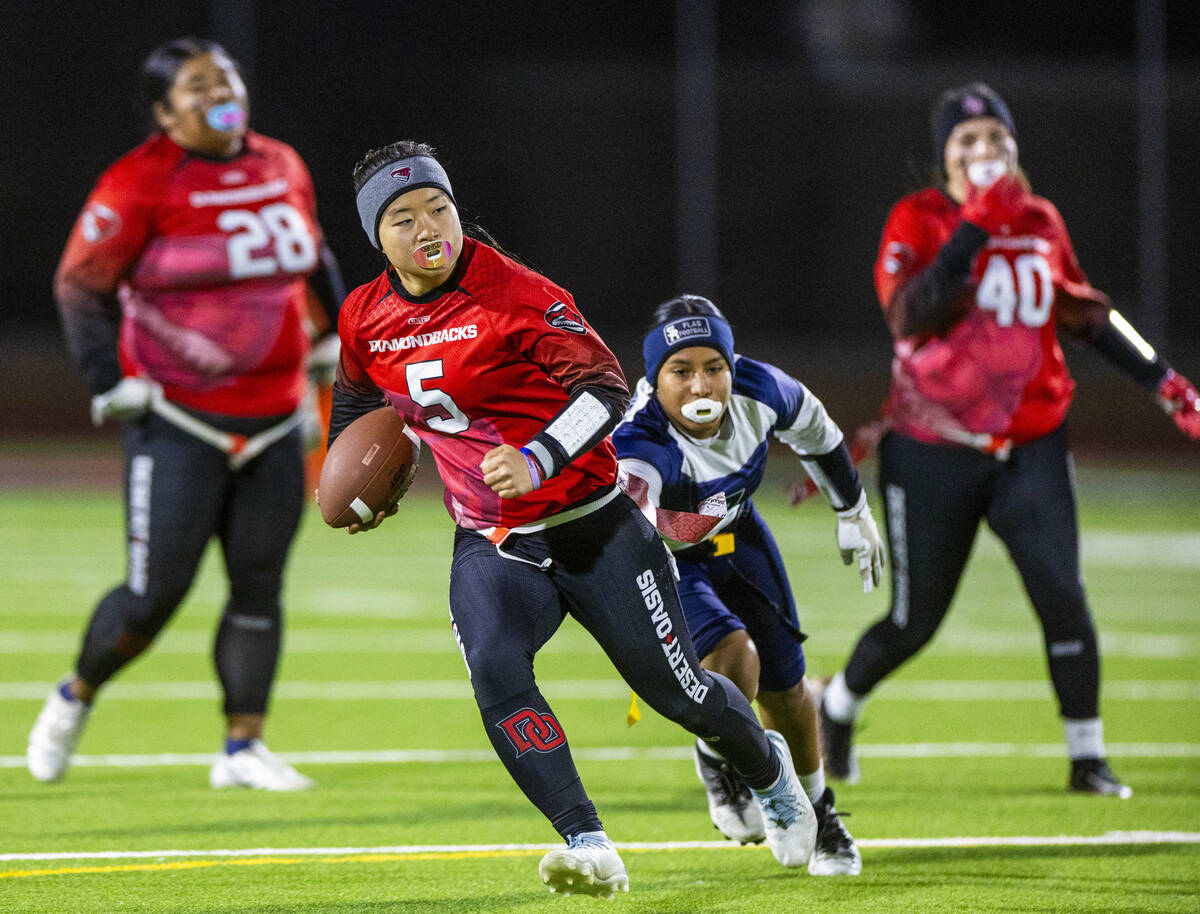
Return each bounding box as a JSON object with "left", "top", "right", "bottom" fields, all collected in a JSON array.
[
  {"left": 538, "top": 832, "right": 630, "bottom": 899},
  {"left": 751, "top": 729, "right": 818, "bottom": 868},
  {"left": 209, "top": 740, "right": 316, "bottom": 791},
  {"left": 693, "top": 741, "right": 765, "bottom": 844},
  {"left": 28, "top": 679, "right": 92, "bottom": 783}
]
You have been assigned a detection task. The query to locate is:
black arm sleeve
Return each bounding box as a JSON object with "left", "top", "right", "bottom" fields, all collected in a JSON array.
[
  {"left": 1088, "top": 318, "right": 1171, "bottom": 391},
  {"left": 54, "top": 278, "right": 123, "bottom": 394},
  {"left": 327, "top": 378, "right": 389, "bottom": 447},
  {"left": 308, "top": 243, "right": 348, "bottom": 329},
  {"left": 801, "top": 440, "right": 864, "bottom": 512},
  {"left": 523, "top": 384, "right": 627, "bottom": 480},
  {"left": 891, "top": 222, "right": 989, "bottom": 338}
]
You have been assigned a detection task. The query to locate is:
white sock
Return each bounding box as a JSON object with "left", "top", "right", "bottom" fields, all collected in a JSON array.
[
  {"left": 822, "top": 672, "right": 866, "bottom": 724},
  {"left": 799, "top": 762, "right": 826, "bottom": 805},
  {"left": 1064, "top": 717, "right": 1105, "bottom": 760}
]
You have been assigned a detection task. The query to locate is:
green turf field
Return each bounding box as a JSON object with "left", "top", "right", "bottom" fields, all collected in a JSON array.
[{"left": 2, "top": 456, "right": 1198, "bottom": 913}]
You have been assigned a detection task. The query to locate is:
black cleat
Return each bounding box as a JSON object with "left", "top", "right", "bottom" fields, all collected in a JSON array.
[
  {"left": 1069, "top": 758, "right": 1132, "bottom": 798},
  {"left": 808, "top": 787, "right": 862, "bottom": 876},
  {"left": 693, "top": 741, "right": 765, "bottom": 844},
  {"left": 819, "top": 695, "right": 860, "bottom": 784}
]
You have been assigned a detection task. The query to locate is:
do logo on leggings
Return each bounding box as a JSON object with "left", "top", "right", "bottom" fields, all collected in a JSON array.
[{"left": 496, "top": 708, "right": 566, "bottom": 757}]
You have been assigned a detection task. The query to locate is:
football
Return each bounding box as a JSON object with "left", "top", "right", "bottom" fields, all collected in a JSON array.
[{"left": 318, "top": 406, "right": 420, "bottom": 527}]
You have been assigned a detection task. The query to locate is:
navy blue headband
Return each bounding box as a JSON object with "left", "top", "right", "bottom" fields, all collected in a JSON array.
[
  {"left": 355, "top": 155, "right": 455, "bottom": 250},
  {"left": 643, "top": 315, "right": 735, "bottom": 387}
]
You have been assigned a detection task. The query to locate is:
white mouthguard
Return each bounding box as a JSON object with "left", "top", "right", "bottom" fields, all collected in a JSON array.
[{"left": 681, "top": 398, "right": 725, "bottom": 425}]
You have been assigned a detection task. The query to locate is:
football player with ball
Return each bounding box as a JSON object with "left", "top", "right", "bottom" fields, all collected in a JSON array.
[
  {"left": 819, "top": 83, "right": 1200, "bottom": 798},
  {"left": 326, "top": 140, "right": 819, "bottom": 897}
]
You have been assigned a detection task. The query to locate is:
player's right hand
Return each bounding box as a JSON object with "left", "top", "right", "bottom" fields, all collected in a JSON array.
[
  {"left": 960, "top": 174, "right": 1029, "bottom": 236},
  {"left": 1158, "top": 369, "right": 1200, "bottom": 440},
  {"left": 90, "top": 377, "right": 161, "bottom": 426},
  {"left": 346, "top": 502, "right": 399, "bottom": 534}
]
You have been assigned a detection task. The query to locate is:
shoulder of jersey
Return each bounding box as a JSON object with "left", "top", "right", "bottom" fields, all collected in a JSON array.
[
  {"left": 341, "top": 272, "right": 392, "bottom": 321},
  {"left": 102, "top": 134, "right": 186, "bottom": 184},
  {"left": 461, "top": 240, "right": 554, "bottom": 302},
  {"left": 243, "top": 130, "right": 302, "bottom": 165},
  {"left": 616, "top": 393, "right": 674, "bottom": 448}
]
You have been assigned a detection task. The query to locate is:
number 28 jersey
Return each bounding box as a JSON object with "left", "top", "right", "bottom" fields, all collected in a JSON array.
[
  {"left": 336, "top": 237, "right": 624, "bottom": 531},
  {"left": 876, "top": 187, "right": 1099, "bottom": 446},
  {"left": 56, "top": 131, "right": 323, "bottom": 416}
]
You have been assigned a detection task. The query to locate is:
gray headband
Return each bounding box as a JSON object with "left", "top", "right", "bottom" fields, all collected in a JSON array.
[{"left": 355, "top": 155, "right": 455, "bottom": 250}]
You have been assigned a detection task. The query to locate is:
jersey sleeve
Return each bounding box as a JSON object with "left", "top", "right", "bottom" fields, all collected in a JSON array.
[
  {"left": 328, "top": 288, "right": 388, "bottom": 442},
  {"left": 56, "top": 161, "right": 156, "bottom": 295},
  {"left": 503, "top": 285, "right": 628, "bottom": 401},
  {"left": 874, "top": 198, "right": 937, "bottom": 310},
  {"left": 54, "top": 159, "right": 158, "bottom": 392},
  {"left": 1041, "top": 200, "right": 1113, "bottom": 336}
]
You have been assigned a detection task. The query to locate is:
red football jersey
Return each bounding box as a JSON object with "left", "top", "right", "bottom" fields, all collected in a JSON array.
[
  {"left": 337, "top": 237, "right": 624, "bottom": 530},
  {"left": 876, "top": 187, "right": 1097, "bottom": 446},
  {"left": 56, "top": 131, "right": 324, "bottom": 416}
]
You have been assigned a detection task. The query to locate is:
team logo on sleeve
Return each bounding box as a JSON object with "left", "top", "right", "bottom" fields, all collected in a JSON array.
[
  {"left": 662, "top": 316, "right": 710, "bottom": 345},
  {"left": 544, "top": 301, "right": 587, "bottom": 335},
  {"left": 80, "top": 202, "right": 121, "bottom": 243}
]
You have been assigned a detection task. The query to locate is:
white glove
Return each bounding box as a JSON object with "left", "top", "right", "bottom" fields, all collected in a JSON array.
[
  {"left": 836, "top": 491, "right": 885, "bottom": 593},
  {"left": 308, "top": 333, "right": 340, "bottom": 386},
  {"left": 90, "top": 377, "right": 161, "bottom": 427}
]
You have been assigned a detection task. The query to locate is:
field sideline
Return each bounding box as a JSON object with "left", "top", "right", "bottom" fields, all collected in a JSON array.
[{"left": 1, "top": 457, "right": 1197, "bottom": 912}]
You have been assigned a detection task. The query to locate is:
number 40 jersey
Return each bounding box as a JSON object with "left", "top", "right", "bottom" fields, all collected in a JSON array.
[
  {"left": 56, "top": 131, "right": 324, "bottom": 416},
  {"left": 876, "top": 187, "right": 1101, "bottom": 447}
]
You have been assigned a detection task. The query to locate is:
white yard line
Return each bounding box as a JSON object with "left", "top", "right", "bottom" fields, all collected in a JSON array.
[
  {"left": 2, "top": 628, "right": 1194, "bottom": 657},
  {"left": 3, "top": 831, "right": 1199, "bottom": 863},
  {"left": 2, "top": 742, "right": 1199, "bottom": 769},
  {"left": 2, "top": 679, "right": 1198, "bottom": 700}
]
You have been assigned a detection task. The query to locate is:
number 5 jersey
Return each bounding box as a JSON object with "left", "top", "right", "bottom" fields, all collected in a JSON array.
[
  {"left": 55, "top": 131, "right": 325, "bottom": 417},
  {"left": 876, "top": 187, "right": 1102, "bottom": 447},
  {"left": 334, "top": 236, "right": 628, "bottom": 531}
]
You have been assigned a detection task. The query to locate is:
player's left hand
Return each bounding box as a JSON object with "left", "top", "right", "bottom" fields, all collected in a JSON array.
[
  {"left": 90, "top": 376, "right": 162, "bottom": 426},
  {"left": 1158, "top": 370, "right": 1200, "bottom": 440},
  {"left": 836, "top": 492, "right": 885, "bottom": 593},
  {"left": 307, "top": 332, "right": 340, "bottom": 386},
  {"left": 481, "top": 444, "right": 536, "bottom": 499}
]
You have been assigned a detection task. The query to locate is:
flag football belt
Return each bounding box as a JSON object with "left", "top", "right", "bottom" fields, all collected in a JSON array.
[
  {"left": 935, "top": 425, "right": 1013, "bottom": 461},
  {"left": 672, "top": 531, "right": 737, "bottom": 562},
  {"left": 479, "top": 485, "right": 623, "bottom": 546},
  {"left": 150, "top": 390, "right": 305, "bottom": 470}
]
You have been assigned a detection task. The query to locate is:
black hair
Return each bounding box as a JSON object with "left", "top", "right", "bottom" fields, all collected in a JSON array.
[
  {"left": 351, "top": 140, "right": 531, "bottom": 268},
  {"left": 141, "top": 37, "right": 236, "bottom": 117},
  {"left": 650, "top": 294, "right": 727, "bottom": 329},
  {"left": 351, "top": 139, "right": 439, "bottom": 192}
]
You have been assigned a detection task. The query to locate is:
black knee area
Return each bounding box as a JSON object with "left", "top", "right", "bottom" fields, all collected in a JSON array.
[
  {"left": 845, "top": 613, "right": 938, "bottom": 695},
  {"left": 76, "top": 584, "right": 175, "bottom": 687},
  {"left": 215, "top": 605, "right": 282, "bottom": 715}
]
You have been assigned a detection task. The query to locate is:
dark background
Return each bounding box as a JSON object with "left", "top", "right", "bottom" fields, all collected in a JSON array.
[{"left": 3, "top": 0, "right": 1199, "bottom": 456}]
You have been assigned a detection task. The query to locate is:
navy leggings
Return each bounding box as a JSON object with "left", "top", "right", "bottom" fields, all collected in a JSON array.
[
  {"left": 843, "top": 424, "right": 1100, "bottom": 720},
  {"left": 448, "top": 492, "right": 776, "bottom": 838},
  {"left": 76, "top": 410, "right": 304, "bottom": 715}
]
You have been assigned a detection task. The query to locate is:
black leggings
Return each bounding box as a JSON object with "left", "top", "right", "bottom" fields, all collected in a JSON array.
[
  {"left": 843, "top": 425, "right": 1100, "bottom": 720},
  {"left": 76, "top": 411, "right": 304, "bottom": 715},
  {"left": 447, "top": 492, "right": 776, "bottom": 838}
]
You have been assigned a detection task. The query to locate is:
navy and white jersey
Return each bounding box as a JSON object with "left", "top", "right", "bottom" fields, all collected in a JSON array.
[{"left": 614, "top": 354, "right": 850, "bottom": 550}]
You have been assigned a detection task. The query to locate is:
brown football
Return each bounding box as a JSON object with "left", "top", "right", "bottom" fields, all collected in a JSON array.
[{"left": 318, "top": 407, "right": 419, "bottom": 527}]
